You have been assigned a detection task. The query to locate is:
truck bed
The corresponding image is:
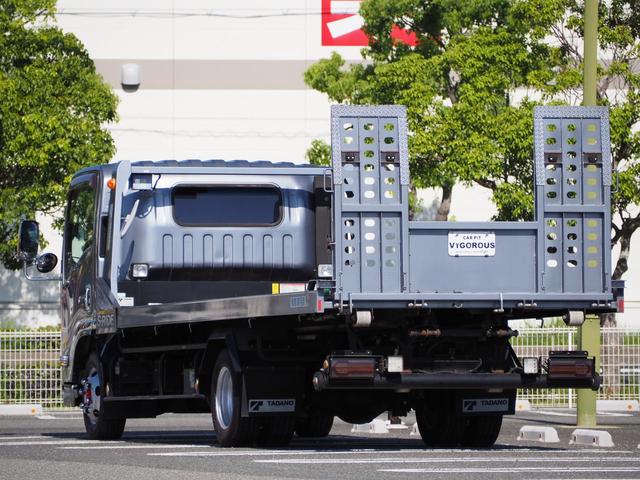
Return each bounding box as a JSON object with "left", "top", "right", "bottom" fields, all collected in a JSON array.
[
  {"left": 328, "top": 105, "right": 615, "bottom": 317},
  {"left": 108, "top": 106, "right": 617, "bottom": 325}
]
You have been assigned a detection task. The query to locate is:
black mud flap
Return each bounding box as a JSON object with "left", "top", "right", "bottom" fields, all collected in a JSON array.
[
  {"left": 241, "top": 366, "right": 305, "bottom": 418},
  {"left": 456, "top": 389, "right": 517, "bottom": 416}
]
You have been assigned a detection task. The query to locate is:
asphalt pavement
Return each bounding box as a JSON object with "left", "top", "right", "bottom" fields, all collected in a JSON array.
[{"left": 0, "top": 409, "right": 638, "bottom": 480}]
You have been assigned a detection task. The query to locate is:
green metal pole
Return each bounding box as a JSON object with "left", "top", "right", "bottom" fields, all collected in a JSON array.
[
  {"left": 577, "top": 315, "right": 600, "bottom": 426},
  {"left": 582, "top": 0, "right": 598, "bottom": 106},
  {"left": 577, "top": 0, "right": 599, "bottom": 427}
]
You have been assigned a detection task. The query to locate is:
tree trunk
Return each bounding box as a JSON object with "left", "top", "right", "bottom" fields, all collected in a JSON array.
[
  {"left": 613, "top": 225, "right": 633, "bottom": 280},
  {"left": 600, "top": 312, "right": 616, "bottom": 327},
  {"left": 435, "top": 182, "right": 453, "bottom": 221},
  {"left": 408, "top": 184, "right": 418, "bottom": 220}
]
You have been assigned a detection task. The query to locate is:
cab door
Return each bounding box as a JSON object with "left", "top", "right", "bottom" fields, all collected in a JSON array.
[{"left": 61, "top": 174, "right": 98, "bottom": 358}]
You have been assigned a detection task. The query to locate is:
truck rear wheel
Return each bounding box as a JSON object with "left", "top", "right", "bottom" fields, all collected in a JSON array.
[
  {"left": 295, "top": 413, "right": 334, "bottom": 438},
  {"left": 257, "top": 417, "right": 295, "bottom": 446},
  {"left": 211, "top": 349, "right": 260, "bottom": 447},
  {"left": 82, "top": 353, "right": 126, "bottom": 440},
  {"left": 415, "top": 403, "right": 465, "bottom": 447},
  {"left": 462, "top": 415, "right": 503, "bottom": 448},
  {"left": 415, "top": 393, "right": 503, "bottom": 448}
]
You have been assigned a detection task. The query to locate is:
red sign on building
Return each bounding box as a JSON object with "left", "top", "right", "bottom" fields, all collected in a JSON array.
[{"left": 321, "top": 0, "right": 417, "bottom": 47}]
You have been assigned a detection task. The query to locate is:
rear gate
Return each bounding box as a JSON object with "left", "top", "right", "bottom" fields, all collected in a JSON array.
[{"left": 331, "top": 105, "right": 410, "bottom": 305}]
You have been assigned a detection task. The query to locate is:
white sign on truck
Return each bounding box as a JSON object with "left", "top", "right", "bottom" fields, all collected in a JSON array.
[{"left": 448, "top": 232, "right": 496, "bottom": 257}]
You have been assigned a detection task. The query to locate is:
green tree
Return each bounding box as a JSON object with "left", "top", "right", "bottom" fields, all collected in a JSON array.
[
  {"left": 305, "top": 138, "right": 332, "bottom": 166},
  {"left": 0, "top": 0, "right": 118, "bottom": 269},
  {"left": 305, "top": 0, "right": 565, "bottom": 220},
  {"left": 305, "top": 0, "right": 639, "bottom": 319}
]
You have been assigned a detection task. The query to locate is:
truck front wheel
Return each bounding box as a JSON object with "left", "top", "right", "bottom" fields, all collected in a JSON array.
[
  {"left": 81, "top": 353, "right": 126, "bottom": 440},
  {"left": 211, "top": 349, "right": 260, "bottom": 447}
]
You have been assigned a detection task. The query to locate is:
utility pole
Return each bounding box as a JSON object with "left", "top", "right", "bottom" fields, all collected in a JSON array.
[
  {"left": 576, "top": 0, "right": 600, "bottom": 427},
  {"left": 583, "top": 0, "right": 598, "bottom": 105}
]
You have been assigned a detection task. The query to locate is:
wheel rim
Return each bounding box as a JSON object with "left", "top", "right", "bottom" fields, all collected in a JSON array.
[
  {"left": 215, "top": 366, "right": 234, "bottom": 430},
  {"left": 83, "top": 367, "right": 102, "bottom": 426}
]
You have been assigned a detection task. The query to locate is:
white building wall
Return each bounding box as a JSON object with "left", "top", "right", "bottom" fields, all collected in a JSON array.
[
  {"left": 1, "top": 0, "right": 637, "bottom": 326},
  {"left": 56, "top": 0, "right": 356, "bottom": 163}
]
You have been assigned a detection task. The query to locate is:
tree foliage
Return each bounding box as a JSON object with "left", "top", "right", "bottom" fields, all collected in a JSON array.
[
  {"left": 0, "top": 0, "right": 118, "bottom": 268},
  {"left": 305, "top": 138, "right": 332, "bottom": 166},
  {"left": 304, "top": 0, "right": 640, "bottom": 290}
]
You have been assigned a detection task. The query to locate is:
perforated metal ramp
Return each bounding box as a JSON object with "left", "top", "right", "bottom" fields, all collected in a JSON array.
[
  {"left": 534, "top": 106, "right": 612, "bottom": 294},
  {"left": 331, "top": 106, "right": 410, "bottom": 304}
]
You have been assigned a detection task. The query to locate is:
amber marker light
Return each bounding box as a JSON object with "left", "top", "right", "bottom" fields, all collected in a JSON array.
[{"left": 107, "top": 178, "right": 116, "bottom": 190}]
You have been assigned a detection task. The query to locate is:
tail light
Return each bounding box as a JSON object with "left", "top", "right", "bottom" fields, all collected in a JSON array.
[
  {"left": 547, "top": 351, "right": 594, "bottom": 379},
  {"left": 329, "top": 356, "right": 377, "bottom": 380}
]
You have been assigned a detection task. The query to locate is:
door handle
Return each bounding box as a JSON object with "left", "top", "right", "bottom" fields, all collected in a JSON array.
[{"left": 84, "top": 285, "right": 92, "bottom": 312}]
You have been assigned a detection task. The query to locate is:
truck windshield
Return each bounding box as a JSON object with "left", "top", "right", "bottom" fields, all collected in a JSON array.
[{"left": 172, "top": 186, "right": 282, "bottom": 226}]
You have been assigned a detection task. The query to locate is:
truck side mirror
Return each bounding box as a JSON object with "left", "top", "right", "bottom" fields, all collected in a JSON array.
[
  {"left": 36, "top": 253, "right": 58, "bottom": 273},
  {"left": 18, "top": 220, "right": 39, "bottom": 262}
]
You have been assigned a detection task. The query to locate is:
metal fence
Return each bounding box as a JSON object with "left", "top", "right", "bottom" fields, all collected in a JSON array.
[
  {"left": 0, "top": 327, "right": 638, "bottom": 409},
  {"left": 0, "top": 330, "right": 62, "bottom": 408}
]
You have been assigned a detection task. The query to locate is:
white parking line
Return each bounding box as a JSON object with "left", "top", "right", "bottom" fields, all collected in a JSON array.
[
  {"left": 0, "top": 436, "right": 47, "bottom": 441},
  {"left": 254, "top": 456, "right": 640, "bottom": 464},
  {"left": 149, "top": 449, "right": 428, "bottom": 457},
  {"left": 531, "top": 411, "right": 576, "bottom": 417},
  {"left": 379, "top": 467, "right": 640, "bottom": 473},
  {"left": 0, "top": 440, "right": 121, "bottom": 446},
  {"left": 35, "top": 414, "right": 83, "bottom": 419},
  {"left": 149, "top": 449, "right": 634, "bottom": 458},
  {"left": 124, "top": 432, "right": 214, "bottom": 439},
  {"left": 60, "top": 444, "right": 212, "bottom": 450},
  {"left": 554, "top": 448, "right": 635, "bottom": 454}
]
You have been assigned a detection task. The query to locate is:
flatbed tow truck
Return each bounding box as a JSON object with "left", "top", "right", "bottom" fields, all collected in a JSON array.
[{"left": 18, "top": 105, "right": 623, "bottom": 447}]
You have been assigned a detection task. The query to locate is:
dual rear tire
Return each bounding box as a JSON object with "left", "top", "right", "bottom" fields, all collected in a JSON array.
[
  {"left": 295, "top": 412, "right": 334, "bottom": 438},
  {"left": 210, "top": 349, "right": 295, "bottom": 447},
  {"left": 415, "top": 391, "right": 502, "bottom": 448}
]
